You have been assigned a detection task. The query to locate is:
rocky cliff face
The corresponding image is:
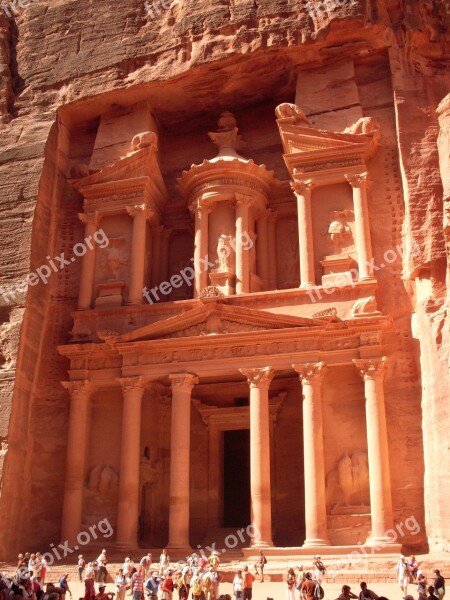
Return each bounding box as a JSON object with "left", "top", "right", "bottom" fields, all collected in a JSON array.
[{"left": 0, "top": 0, "right": 448, "bottom": 554}]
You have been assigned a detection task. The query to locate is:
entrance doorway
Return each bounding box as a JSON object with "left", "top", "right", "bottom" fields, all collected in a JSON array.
[{"left": 222, "top": 429, "right": 250, "bottom": 527}]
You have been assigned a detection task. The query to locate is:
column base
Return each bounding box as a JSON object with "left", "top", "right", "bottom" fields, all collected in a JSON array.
[
  {"left": 302, "top": 538, "right": 331, "bottom": 547},
  {"left": 300, "top": 282, "right": 315, "bottom": 289},
  {"left": 250, "top": 540, "right": 274, "bottom": 548},
  {"left": 366, "top": 537, "right": 402, "bottom": 549}
]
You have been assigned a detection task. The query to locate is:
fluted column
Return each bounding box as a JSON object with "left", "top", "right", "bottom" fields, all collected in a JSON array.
[
  {"left": 192, "top": 202, "right": 210, "bottom": 298},
  {"left": 346, "top": 173, "right": 374, "bottom": 280},
  {"left": 353, "top": 357, "right": 394, "bottom": 544},
  {"left": 291, "top": 181, "right": 315, "bottom": 287},
  {"left": 240, "top": 367, "right": 274, "bottom": 546},
  {"left": 126, "top": 205, "right": 151, "bottom": 305},
  {"left": 256, "top": 209, "right": 270, "bottom": 290},
  {"left": 167, "top": 373, "right": 199, "bottom": 550},
  {"left": 236, "top": 194, "right": 252, "bottom": 294},
  {"left": 77, "top": 212, "right": 100, "bottom": 310},
  {"left": 293, "top": 362, "right": 329, "bottom": 546},
  {"left": 61, "top": 381, "right": 92, "bottom": 543},
  {"left": 267, "top": 210, "right": 278, "bottom": 290},
  {"left": 116, "top": 377, "right": 145, "bottom": 546}
]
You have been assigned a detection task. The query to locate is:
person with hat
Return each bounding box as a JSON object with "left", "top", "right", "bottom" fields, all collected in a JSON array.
[
  {"left": 97, "top": 551, "right": 108, "bottom": 584},
  {"left": 115, "top": 569, "right": 127, "bottom": 600},
  {"left": 96, "top": 585, "right": 114, "bottom": 600},
  {"left": 313, "top": 557, "right": 326, "bottom": 584},
  {"left": 300, "top": 572, "right": 315, "bottom": 600},
  {"left": 144, "top": 572, "right": 160, "bottom": 600},
  {"left": 338, "top": 585, "right": 358, "bottom": 600},
  {"left": 78, "top": 556, "right": 86, "bottom": 583}
]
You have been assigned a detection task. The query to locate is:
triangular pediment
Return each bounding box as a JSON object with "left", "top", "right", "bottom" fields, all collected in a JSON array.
[
  {"left": 70, "top": 143, "right": 167, "bottom": 207},
  {"left": 279, "top": 124, "right": 373, "bottom": 155},
  {"left": 103, "top": 301, "right": 322, "bottom": 344}
]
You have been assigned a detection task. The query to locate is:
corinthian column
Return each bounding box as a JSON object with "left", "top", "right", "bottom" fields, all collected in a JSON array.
[
  {"left": 240, "top": 367, "right": 274, "bottom": 546},
  {"left": 292, "top": 362, "right": 329, "bottom": 546},
  {"left": 61, "top": 381, "right": 92, "bottom": 543},
  {"left": 346, "top": 173, "right": 374, "bottom": 280},
  {"left": 291, "top": 181, "right": 315, "bottom": 287},
  {"left": 77, "top": 212, "right": 100, "bottom": 310},
  {"left": 116, "top": 377, "right": 145, "bottom": 546},
  {"left": 236, "top": 194, "right": 252, "bottom": 294},
  {"left": 256, "top": 209, "right": 270, "bottom": 290},
  {"left": 192, "top": 202, "right": 210, "bottom": 298},
  {"left": 353, "top": 357, "right": 394, "bottom": 544},
  {"left": 167, "top": 373, "right": 199, "bottom": 550},
  {"left": 126, "top": 205, "right": 151, "bottom": 305},
  {"left": 267, "top": 210, "right": 278, "bottom": 290}
]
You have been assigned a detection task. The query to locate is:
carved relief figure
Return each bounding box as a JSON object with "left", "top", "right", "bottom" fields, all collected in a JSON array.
[
  {"left": 275, "top": 103, "right": 311, "bottom": 127},
  {"left": 326, "top": 451, "right": 370, "bottom": 512},
  {"left": 216, "top": 235, "right": 234, "bottom": 271},
  {"left": 328, "top": 210, "right": 353, "bottom": 250},
  {"left": 100, "top": 237, "right": 127, "bottom": 280},
  {"left": 87, "top": 464, "right": 119, "bottom": 499}
]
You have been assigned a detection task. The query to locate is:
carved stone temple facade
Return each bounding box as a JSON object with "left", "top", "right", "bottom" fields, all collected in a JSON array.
[
  {"left": 23, "top": 103, "right": 418, "bottom": 556},
  {"left": 3, "top": 5, "right": 450, "bottom": 554}
]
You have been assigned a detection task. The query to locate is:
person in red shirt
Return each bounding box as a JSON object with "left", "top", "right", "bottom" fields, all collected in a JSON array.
[
  {"left": 301, "top": 573, "right": 316, "bottom": 600},
  {"left": 242, "top": 566, "right": 255, "bottom": 600}
]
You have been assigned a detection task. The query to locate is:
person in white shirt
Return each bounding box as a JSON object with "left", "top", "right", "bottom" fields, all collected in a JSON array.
[
  {"left": 97, "top": 551, "right": 108, "bottom": 584},
  {"left": 159, "top": 551, "right": 170, "bottom": 577},
  {"left": 396, "top": 555, "right": 410, "bottom": 598}
]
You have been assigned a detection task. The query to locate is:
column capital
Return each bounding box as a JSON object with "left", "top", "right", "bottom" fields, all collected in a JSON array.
[
  {"left": 256, "top": 208, "right": 271, "bottom": 221},
  {"left": 353, "top": 357, "right": 387, "bottom": 381},
  {"left": 235, "top": 193, "right": 254, "bottom": 207},
  {"left": 61, "top": 380, "right": 92, "bottom": 397},
  {"left": 169, "top": 373, "right": 199, "bottom": 393},
  {"left": 116, "top": 376, "right": 146, "bottom": 394},
  {"left": 189, "top": 199, "right": 212, "bottom": 215},
  {"left": 126, "top": 204, "right": 153, "bottom": 219},
  {"left": 293, "top": 362, "right": 326, "bottom": 384},
  {"left": 345, "top": 172, "right": 369, "bottom": 188},
  {"left": 291, "top": 180, "right": 314, "bottom": 195},
  {"left": 78, "top": 211, "right": 100, "bottom": 227},
  {"left": 240, "top": 367, "right": 275, "bottom": 389}
]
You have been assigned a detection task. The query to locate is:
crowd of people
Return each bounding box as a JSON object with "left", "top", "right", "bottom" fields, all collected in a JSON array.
[{"left": 0, "top": 549, "right": 446, "bottom": 600}]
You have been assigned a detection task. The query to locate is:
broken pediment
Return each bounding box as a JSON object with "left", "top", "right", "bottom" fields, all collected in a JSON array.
[{"left": 105, "top": 302, "right": 322, "bottom": 344}]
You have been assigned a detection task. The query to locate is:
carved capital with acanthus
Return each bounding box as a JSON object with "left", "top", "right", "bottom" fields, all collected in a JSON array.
[
  {"left": 345, "top": 172, "right": 369, "bottom": 188},
  {"left": 116, "top": 376, "right": 146, "bottom": 397},
  {"left": 169, "top": 373, "right": 199, "bottom": 393},
  {"left": 235, "top": 193, "right": 254, "bottom": 207},
  {"left": 353, "top": 357, "right": 387, "bottom": 381},
  {"left": 240, "top": 366, "right": 275, "bottom": 389},
  {"left": 290, "top": 180, "right": 314, "bottom": 196},
  {"left": 126, "top": 204, "right": 152, "bottom": 219},
  {"left": 292, "top": 362, "right": 325, "bottom": 385},
  {"left": 189, "top": 199, "right": 213, "bottom": 216},
  {"left": 78, "top": 211, "right": 100, "bottom": 227},
  {"left": 61, "top": 380, "right": 92, "bottom": 400}
]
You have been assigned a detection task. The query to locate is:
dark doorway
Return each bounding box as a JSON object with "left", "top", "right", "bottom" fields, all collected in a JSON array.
[{"left": 222, "top": 429, "right": 250, "bottom": 527}]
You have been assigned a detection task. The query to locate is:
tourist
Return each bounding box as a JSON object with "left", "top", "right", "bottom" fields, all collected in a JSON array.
[
  {"left": 131, "top": 567, "right": 145, "bottom": 600},
  {"left": 191, "top": 571, "right": 203, "bottom": 600},
  {"left": 97, "top": 551, "right": 108, "bottom": 584},
  {"left": 359, "top": 582, "right": 378, "bottom": 600},
  {"left": 181, "top": 567, "right": 191, "bottom": 600},
  {"left": 296, "top": 565, "right": 305, "bottom": 590},
  {"left": 159, "top": 570, "right": 174, "bottom": 600},
  {"left": 300, "top": 573, "right": 315, "bottom": 600},
  {"left": 85, "top": 574, "right": 96, "bottom": 600},
  {"left": 199, "top": 555, "right": 208, "bottom": 571},
  {"left": 286, "top": 568, "right": 296, "bottom": 600},
  {"left": 396, "top": 555, "right": 410, "bottom": 598},
  {"left": 203, "top": 567, "right": 219, "bottom": 600},
  {"left": 428, "top": 587, "right": 439, "bottom": 600},
  {"left": 95, "top": 585, "right": 114, "bottom": 600},
  {"left": 123, "top": 559, "right": 133, "bottom": 593},
  {"left": 338, "top": 585, "right": 358, "bottom": 600},
  {"left": 242, "top": 566, "right": 255, "bottom": 600},
  {"left": 254, "top": 551, "right": 267, "bottom": 583},
  {"left": 41, "top": 556, "right": 48, "bottom": 585},
  {"left": 207, "top": 553, "right": 220, "bottom": 572},
  {"left": 409, "top": 557, "right": 419, "bottom": 584},
  {"left": 433, "top": 570, "right": 445, "bottom": 600},
  {"left": 86, "top": 563, "right": 96, "bottom": 581},
  {"left": 418, "top": 572, "right": 428, "bottom": 596},
  {"left": 33, "top": 554, "right": 43, "bottom": 581},
  {"left": 232, "top": 571, "right": 243, "bottom": 600},
  {"left": 140, "top": 555, "right": 153, "bottom": 581},
  {"left": 115, "top": 569, "right": 127, "bottom": 600},
  {"left": 312, "top": 557, "right": 326, "bottom": 584},
  {"left": 93, "top": 560, "right": 100, "bottom": 584},
  {"left": 79, "top": 556, "right": 86, "bottom": 583},
  {"left": 58, "top": 574, "right": 72, "bottom": 600},
  {"left": 144, "top": 572, "right": 160, "bottom": 600},
  {"left": 159, "top": 551, "right": 170, "bottom": 577}
]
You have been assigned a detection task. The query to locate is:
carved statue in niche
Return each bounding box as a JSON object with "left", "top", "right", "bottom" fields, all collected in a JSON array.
[
  {"left": 216, "top": 234, "right": 234, "bottom": 271},
  {"left": 100, "top": 237, "right": 128, "bottom": 280},
  {"left": 328, "top": 210, "right": 353, "bottom": 251},
  {"left": 326, "top": 451, "right": 370, "bottom": 513},
  {"left": 87, "top": 464, "right": 119, "bottom": 499}
]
